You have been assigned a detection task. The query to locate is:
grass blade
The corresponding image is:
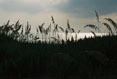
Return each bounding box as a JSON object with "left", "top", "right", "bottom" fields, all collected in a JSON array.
[{"left": 103, "top": 23, "right": 114, "bottom": 35}]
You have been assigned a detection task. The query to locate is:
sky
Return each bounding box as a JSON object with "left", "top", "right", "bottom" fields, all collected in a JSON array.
[{"left": 0, "top": 0, "right": 117, "bottom": 33}]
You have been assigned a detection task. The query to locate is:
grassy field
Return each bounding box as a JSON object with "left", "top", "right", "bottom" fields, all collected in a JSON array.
[
  {"left": 0, "top": 12, "right": 117, "bottom": 79},
  {"left": 0, "top": 32, "right": 117, "bottom": 79}
]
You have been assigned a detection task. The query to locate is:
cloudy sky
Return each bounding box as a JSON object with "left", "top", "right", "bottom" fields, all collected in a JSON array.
[{"left": 0, "top": 0, "right": 117, "bottom": 33}]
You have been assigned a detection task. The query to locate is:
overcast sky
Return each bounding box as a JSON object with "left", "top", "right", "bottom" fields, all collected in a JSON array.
[{"left": 0, "top": 0, "right": 117, "bottom": 33}]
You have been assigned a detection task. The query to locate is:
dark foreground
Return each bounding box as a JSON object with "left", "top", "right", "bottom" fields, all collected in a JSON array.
[{"left": 0, "top": 34, "right": 117, "bottom": 79}]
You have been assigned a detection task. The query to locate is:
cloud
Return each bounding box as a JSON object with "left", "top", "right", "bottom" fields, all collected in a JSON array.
[
  {"left": 20, "top": 0, "right": 67, "bottom": 6},
  {"left": 0, "top": 0, "right": 42, "bottom": 13},
  {"left": 0, "top": 0, "right": 68, "bottom": 13},
  {"left": 0, "top": 0, "right": 117, "bottom": 18},
  {"left": 56, "top": 0, "right": 117, "bottom": 18},
  {"left": 0, "top": 0, "right": 117, "bottom": 33}
]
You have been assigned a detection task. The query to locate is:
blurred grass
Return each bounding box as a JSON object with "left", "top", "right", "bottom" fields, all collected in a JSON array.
[
  {"left": 0, "top": 33, "right": 117, "bottom": 79},
  {"left": 0, "top": 13, "right": 117, "bottom": 78}
]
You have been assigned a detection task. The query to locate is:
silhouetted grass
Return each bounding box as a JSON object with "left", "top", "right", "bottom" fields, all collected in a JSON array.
[
  {"left": 0, "top": 33, "right": 117, "bottom": 79},
  {"left": 0, "top": 12, "right": 117, "bottom": 79}
]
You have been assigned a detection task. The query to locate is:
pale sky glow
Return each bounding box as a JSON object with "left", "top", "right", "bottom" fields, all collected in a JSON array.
[
  {"left": 0, "top": 0, "right": 117, "bottom": 33},
  {"left": 20, "top": 0, "right": 67, "bottom": 5}
]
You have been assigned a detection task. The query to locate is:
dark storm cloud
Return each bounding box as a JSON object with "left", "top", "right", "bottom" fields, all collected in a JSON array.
[
  {"left": 0, "top": 0, "right": 117, "bottom": 17},
  {"left": 56, "top": 0, "right": 117, "bottom": 18}
]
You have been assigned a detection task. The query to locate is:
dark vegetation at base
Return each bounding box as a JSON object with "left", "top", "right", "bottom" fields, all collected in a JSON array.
[
  {"left": 0, "top": 33, "right": 117, "bottom": 79},
  {"left": 0, "top": 11, "right": 117, "bottom": 79}
]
